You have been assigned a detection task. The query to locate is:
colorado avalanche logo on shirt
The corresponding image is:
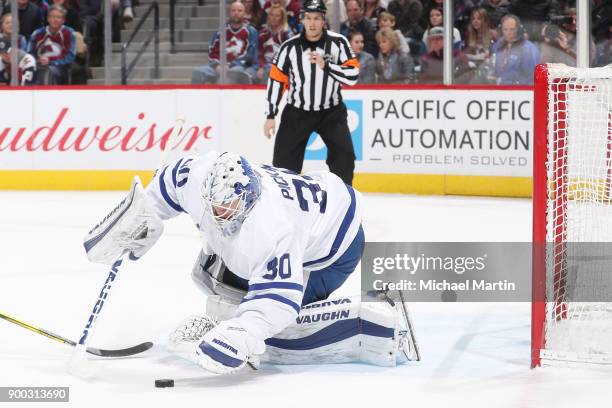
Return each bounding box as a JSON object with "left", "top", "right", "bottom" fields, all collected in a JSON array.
[
  {"left": 226, "top": 37, "right": 247, "bottom": 60},
  {"left": 40, "top": 38, "right": 63, "bottom": 58}
]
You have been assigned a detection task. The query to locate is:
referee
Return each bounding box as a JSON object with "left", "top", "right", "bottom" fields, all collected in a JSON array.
[{"left": 262, "top": 0, "right": 360, "bottom": 185}]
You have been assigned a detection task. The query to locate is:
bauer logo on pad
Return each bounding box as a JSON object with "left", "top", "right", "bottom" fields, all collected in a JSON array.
[{"left": 305, "top": 100, "right": 363, "bottom": 161}]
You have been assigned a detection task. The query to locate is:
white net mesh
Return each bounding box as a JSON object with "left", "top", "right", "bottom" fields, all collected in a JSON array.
[{"left": 543, "top": 64, "right": 612, "bottom": 363}]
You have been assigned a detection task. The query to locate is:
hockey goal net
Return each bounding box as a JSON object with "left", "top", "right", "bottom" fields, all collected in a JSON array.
[{"left": 532, "top": 63, "right": 612, "bottom": 366}]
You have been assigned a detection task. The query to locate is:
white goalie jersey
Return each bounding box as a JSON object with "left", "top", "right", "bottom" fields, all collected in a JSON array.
[{"left": 145, "top": 151, "right": 363, "bottom": 342}]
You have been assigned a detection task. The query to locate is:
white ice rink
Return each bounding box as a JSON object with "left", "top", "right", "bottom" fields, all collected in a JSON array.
[{"left": 2, "top": 191, "right": 612, "bottom": 407}]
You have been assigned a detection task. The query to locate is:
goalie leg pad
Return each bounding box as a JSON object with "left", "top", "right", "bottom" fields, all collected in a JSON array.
[{"left": 262, "top": 296, "right": 411, "bottom": 367}]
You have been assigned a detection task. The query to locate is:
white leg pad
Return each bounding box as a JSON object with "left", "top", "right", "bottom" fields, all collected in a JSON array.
[
  {"left": 171, "top": 296, "right": 415, "bottom": 367},
  {"left": 262, "top": 297, "right": 405, "bottom": 367}
]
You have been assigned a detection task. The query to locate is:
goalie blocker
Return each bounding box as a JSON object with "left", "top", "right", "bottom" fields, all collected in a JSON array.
[{"left": 83, "top": 176, "right": 164, "bottom": 265}]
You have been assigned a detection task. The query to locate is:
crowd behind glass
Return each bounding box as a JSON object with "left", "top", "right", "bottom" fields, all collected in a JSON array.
[{"left": 0, "top": 0, "right": 610, "bottom": 85}]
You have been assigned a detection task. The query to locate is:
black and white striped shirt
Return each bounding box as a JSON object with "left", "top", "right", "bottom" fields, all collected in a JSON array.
[{"left": 265, "top": 30, "right": 360, "bottom": 118}]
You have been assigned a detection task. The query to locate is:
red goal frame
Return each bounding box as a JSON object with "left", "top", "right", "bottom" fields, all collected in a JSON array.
[{"left": 532, "top": 64, "right": 612, "bottom": 367}]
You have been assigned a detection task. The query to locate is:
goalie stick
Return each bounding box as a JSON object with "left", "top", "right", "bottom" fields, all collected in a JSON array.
[
  {"left": 0, "top": 311, "right": 153, "bottom": 357},
  {"left": 70, "top": 116, "right": 186, "bottom": 373}
]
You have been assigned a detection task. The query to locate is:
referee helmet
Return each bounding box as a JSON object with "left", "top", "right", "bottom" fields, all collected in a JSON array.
[{"left": 302, "top": 0, "right": 327, "bottom": 15}]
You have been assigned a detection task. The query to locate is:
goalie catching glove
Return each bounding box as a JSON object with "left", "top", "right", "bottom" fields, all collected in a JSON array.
[
  {"left": 196, "top": 320, "right": 265, "bottom": 374},
  {"left": 83, "top": 176, "right": 164, "bottom": 264}
]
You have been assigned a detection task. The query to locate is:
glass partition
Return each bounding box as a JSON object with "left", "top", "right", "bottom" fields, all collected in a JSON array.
[
  {"left": 592, "top": 0, "right": 611, "bottom": 67},
  {"left": 0, "top": 0, "right": 603, "bottom": 85}
]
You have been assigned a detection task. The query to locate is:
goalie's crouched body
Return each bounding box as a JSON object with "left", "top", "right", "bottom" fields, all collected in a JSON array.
[
  {"left": 83, "top": 151, "right": 418, "bottom": 374},
  {"left": 169, "top": 248, "right": 418, "bottom": 369}
]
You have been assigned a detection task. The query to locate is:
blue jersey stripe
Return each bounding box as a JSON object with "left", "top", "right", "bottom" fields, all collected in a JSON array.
[
  {"left": 265, "top": 318, "right": 394, "bottom": 350},
  {"left": 304, "top": 183, "right": 356, "bottom": 268},
  {"left": 171, "top": 158, "right": 184, "bottom": 188},
  {"left": 198, "top": 342, "right": 244, "bottom": 368},
  {"left": 241, "top": 294, "right": 301, "bottom": 314},
  {"left": 159, "top": 166, "right": 184, "bottom": 213},
  {"left": 248, "top": 282, "right": 304, "bottom": 293}
]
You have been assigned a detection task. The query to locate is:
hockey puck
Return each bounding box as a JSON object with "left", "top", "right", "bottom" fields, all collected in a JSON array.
[{"left": 155, "top": 379, "right": 174, "bottom": 388}]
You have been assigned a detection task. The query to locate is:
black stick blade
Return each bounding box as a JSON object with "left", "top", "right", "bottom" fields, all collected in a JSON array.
[{"left": 86, "top": 342, "right": 154, "bottom": 357}]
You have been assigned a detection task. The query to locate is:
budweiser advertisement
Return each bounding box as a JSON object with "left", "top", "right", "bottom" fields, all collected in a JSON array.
[{"left": 0, "top": 87, "right": 532, "bottom": 196}]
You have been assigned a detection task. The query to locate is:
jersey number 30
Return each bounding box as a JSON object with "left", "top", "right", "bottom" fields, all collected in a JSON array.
[{"left": 263, "top": 254, "right": 291, "bottom": 279}]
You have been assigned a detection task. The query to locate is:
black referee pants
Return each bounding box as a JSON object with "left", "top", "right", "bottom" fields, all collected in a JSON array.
[{"left": 273, "top": 103, "right": 356, "bottom": 185}]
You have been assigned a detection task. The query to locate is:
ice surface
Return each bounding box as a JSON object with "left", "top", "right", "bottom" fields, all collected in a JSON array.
[{"left": 1, "top": 191, "right": 611, "bottom": 407}]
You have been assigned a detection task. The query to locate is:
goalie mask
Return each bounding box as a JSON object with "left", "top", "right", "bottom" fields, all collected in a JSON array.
[{"left": 201, "top": 153, "right": 262, "bottom": 237}]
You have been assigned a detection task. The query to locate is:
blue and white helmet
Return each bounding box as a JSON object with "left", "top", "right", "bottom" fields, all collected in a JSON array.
[{"left": 201, "top": 153, "right": 262, "bottom": 237}]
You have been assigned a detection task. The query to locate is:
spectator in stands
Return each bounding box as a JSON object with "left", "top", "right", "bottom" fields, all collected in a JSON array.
[
  {"left": 349, "top": 30, "right": 375, "bottom": 83},
  {"left": 12, "top": 0, "right": 44, "bottom": 41},
  {"left": 0, "top": 13, "right": 27, "bottom": 50},
  {"left": 454, "top": 0, "right": 480, "bottom": 39},
  {"left": 461, "top": 7, "right": 497, "bottom": 83},
  {"left": 341, "top": 0, "right": 378, "bottom": 57},
  {"left": 510, "top": 0, "right": 559, "bottom": 42},
  {"left": 51, "top": 0, "right": 82, "bottom": 33},
  {"left": 262, "top": 0, "right": 301, "bottom": 34},
  {"left": 386, "top": 0, "right": 424, "bottom": 45},
  {"left": 539, "top": 8, "right": 576, "bottom": 66},
  {"left": 481, "top": 0, "right": 511, "bottom": 29},
  {"left": 78, "top": 0, "right": 123, "bottom": 67},
  {"left": 53, "top": 0, "right": 88, "bottom": 83},
  {"left": 592, "top": 1, "right": 612, "bottom": 47},
  {"left": 539, "top": 7, "right": 594, "bottom": 67},
  {"left": 375, "top": 28, "right": 413, "bottom": 84},
  {"left": 31, "top": 0, "right": 48, "bottom": 22},
  {"left": 256, "top": 4, "right": 290, "bottom": 83},
  {"left": 419, "top": 26, "right": 469, "bottom": 84},
  {"left": 377, "top": 11, "right": 409, "bottom": 55},
  {"left": 243, "top": 0, "right": 264, "bottom": 29},
  {"left": 420, "top": 0, "right": 441, "bottom": 28},
  {"left": 324, "top": 0, "right": 347, "bottom": 29},
  {"left": 362, "top": 0, "right": 385, "bottom": 26},
  {"left": 422, "top": 6, "right": 461, "bottom": 50},
  {"left": 593, "top": 25, "right": 612, "bottom": 67},
  {"left": 0, "top": 34, "right": 36, "bottom": 85},
  {"left": 421, "top": 0, "right": 479, "bottom": 34},
  {"left": 464, "top": 8, "right": 497, "bottom": 57},
  {"left": 28, "top": 4, "right": 76, "bottom": 84},
  {"left": 119, "top": 0, "right": 134, "bottom": 23},
  {"left": 192, "top": 1, "right": 258, "bottom": 84},
  {"left": 491, "top": 14, "right": 538, "bottom": 85}
]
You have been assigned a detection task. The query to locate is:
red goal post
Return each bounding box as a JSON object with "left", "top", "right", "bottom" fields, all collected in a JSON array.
[{"left": 532, "top": 63, "right": 612, "bottom": 367}]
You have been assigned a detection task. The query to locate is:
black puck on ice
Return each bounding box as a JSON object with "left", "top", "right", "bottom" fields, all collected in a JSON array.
[{"left": 155, "top": 379, "right": 174, "bottom": 388}]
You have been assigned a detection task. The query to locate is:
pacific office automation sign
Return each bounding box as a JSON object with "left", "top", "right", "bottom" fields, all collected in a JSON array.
[
  {"left": 345, "top": 89, "right": 533, "bottom": 177},
  {"left": 0, "top": 89, "right": 222, "bottom": 170}
]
